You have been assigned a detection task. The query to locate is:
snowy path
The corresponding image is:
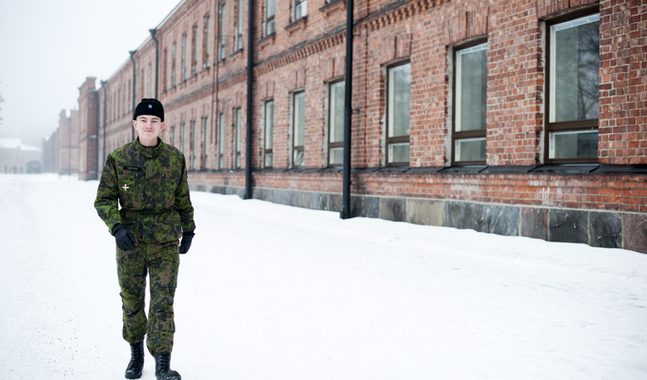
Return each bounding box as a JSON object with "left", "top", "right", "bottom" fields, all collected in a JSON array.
[{"left": 1, "top": 174, "right": 646, "bottom": 380}]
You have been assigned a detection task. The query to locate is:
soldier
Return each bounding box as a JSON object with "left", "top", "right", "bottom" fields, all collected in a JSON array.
[{"left": 95, "top": 98, "right": 195, "bottom": 380}]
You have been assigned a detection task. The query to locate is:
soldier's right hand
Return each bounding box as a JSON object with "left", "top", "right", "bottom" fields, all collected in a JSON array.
[{"left": 113, "top": 224, "right": 136, "bottom": 251}]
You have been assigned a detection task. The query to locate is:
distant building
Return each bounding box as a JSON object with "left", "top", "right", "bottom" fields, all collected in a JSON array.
[
  {"left": 78, "top": 77, "right": 99, "bottom": 180},
  {"left": 57, "top": 109, "right": 80, "bottom": 175},
  {"left": 0, "top": 138, "right": 41, "bottom": 174}
]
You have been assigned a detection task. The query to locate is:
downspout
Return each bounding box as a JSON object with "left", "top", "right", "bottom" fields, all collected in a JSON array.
[
  {"left": 129, "top": 50, "right": 137, "bottom": 141},
  {"left": 340, "top": 0, "right": 354, "bottom": 219},
  {"left": 244, "top": 0, "right": 254, "bottom": 199},
  {"left": 101, "top": 80, "right": 107, "bottom": 165},
  {"left": 149, "top": 29, "right": 159, "bottom": 99}
]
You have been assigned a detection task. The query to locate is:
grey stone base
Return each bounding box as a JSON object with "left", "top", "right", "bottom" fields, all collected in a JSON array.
[{"left": 193, "top": 184, "right": 646, "bottom": 254}]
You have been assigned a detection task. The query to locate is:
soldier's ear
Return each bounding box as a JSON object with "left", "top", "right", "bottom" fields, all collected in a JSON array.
[
  {"left": 160, "top": 121, "right": 165, "bottom": 130},
  {"left": 132, "top": 120, "right": 137, "bottom": 129}
]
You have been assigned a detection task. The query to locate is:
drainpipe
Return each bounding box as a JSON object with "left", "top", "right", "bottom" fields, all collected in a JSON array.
[
  {"left": 129, "top": 50, "right": 137, "bottom": 141},
  {"left": 244, "top": 0, "right": 254, "bottom": 199},
  {"left": 101, "top": 80, "right": 107, "bottom": 165},
  {"left": 149, "top": 29, "right": 159, "bottom": 98},
  {"left": 340, "top": 0, "right": 354, "bottom": 219}
]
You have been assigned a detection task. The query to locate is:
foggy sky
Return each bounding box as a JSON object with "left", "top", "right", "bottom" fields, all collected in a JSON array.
[{"left": 0, "top": 0, "right": 181, "bottom": 148}]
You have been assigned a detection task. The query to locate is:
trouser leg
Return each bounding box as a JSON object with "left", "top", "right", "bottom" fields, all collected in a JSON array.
[
  {"left": 117, "top": 245, "right": 148, "bottom": 344},
  {"left": 146, "top": 241, "right": 180, "bottom": 356}
]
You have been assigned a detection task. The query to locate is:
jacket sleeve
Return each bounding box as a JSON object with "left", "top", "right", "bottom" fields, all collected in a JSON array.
[
  {"left": 94, "top": 154, "right": 122, "bottom": 234},
  {"left": 174, "top": 154, "right": 196, "bottom": 233}
]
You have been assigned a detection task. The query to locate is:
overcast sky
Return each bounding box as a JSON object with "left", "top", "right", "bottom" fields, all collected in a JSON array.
[{"left": 0, "top": 0, "right": 182, "bottom": 147}]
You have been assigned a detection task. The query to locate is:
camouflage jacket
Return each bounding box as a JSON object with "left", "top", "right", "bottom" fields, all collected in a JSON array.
[{"left": 94, "top": 138, "right": 196, "bottom": 243}]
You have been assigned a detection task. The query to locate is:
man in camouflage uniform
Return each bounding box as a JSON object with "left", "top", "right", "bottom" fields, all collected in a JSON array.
[{"left": 95, "top": 98, "right": 195, "bottom": 380}]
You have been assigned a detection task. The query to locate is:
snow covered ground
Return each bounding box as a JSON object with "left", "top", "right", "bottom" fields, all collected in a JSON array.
[{"left": 1, "top": 173, "right": 646, "bottom": 380}]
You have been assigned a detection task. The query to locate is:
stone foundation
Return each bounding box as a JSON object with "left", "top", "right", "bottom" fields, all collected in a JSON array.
[{"left": 193, "top": 184, "right": 647, "bottom": 254}]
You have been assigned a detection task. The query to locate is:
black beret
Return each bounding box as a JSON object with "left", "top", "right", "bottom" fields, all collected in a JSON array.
[{"left": 133, "top": 98, "right": 164, "bottom": 122}]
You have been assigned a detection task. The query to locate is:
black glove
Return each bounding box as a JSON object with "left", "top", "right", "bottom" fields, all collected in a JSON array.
[
  {"left": 113, "top": 224, "right": 136, "bottom": 251},
  {"left": 179, "top": 231, "right": 195, "bottom": 254}
]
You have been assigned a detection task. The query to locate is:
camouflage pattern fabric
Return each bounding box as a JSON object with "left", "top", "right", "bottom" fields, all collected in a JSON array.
[
  {"left": 94, "top": 138, "right": 195, "bottom": 243},
  {"left": 94, "top": 138, "right": 195, "bottom": 355},
  {"left": 118, "top": 240, "right": 179, "bottom": 355}
]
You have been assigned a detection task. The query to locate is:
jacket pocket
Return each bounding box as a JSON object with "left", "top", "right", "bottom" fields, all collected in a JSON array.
[{"left": 118, "top": 167, "right": 143, "bottom": 209}]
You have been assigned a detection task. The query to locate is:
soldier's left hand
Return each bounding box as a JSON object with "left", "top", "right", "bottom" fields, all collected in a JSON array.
[{"left": 179, "top": 231, "right": 194, "bottom": 254}]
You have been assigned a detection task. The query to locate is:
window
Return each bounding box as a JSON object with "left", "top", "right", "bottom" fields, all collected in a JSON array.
[
  {"left": 172, "top": 42, "right": 177, "bottom": 87},
  {"left": 235, "top": 0, "right": 244, "bottom": 52},
  {"left": 201, "top": 116, "right": 209, "bottom": 168},
  {"left": 453, "top": 42, "right": 487, "bottom": 165},
  {"left": 163, "top": 48, "right": 168, "bottom": 91},
  {"left": 180, "top": 122, "right": 186, "bottom": 153},
  {"left": 264, "top": 0, "right": 275, "bottom": 37},
  {"left": 292, "top": 91, "right": 305, "bottom": 167},
  {"left": 147, "top": 63, "right": 152, "bottom": 97},
  {"left": 218, "top": 3, "right": 226, "bottom": 61},
  {"left": 234, "top": 108, "right": 242, "bottom": 169},
  {"left": 263, "top": 100, "right": 274, "bottom": 168},
  {"left": 181, "top": 33, "right": 187, "bottom": 81},
  {"left": 386, "top": 63, "right": 411, "bottom": 165},
  {"left": 192, "top": 25, "right": 198, "bottom": 76},
  {"left": 292, "top": 0, "right": 307, "bottom": 21},
  {"left": 547, "top": 13, "right": 599, "bottom": 162},
  {"left": 170, "top": 126, "right": 175, "bottom": 146},
  {"left": 190, "top": 119, "right": 197, "bottom": 170},
  {"left": 203, "top": 15, "right": 211, "bottom": 69},
  {"left": 328, "top": 81, "right": 345, "bottom": 166},
  {"left": 216, "top": 112, "right": 224, "bottom": 169}
]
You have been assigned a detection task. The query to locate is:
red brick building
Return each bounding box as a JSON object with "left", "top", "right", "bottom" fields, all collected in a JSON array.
[
  {"left": 78, "top": 77, "right": 99, "bottom": 180},
  {"left": 57, "top": 109, "right": 80, "bottom": 175},
  {"left": 87, "top": 0, "right": 646, "bottom": 252}
]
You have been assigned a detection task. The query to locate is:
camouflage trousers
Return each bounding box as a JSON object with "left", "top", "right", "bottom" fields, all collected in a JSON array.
[{"left": 117, "top": 240, "right": 180, "bottom": 356}]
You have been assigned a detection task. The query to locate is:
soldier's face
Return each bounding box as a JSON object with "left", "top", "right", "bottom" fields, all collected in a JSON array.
[{"left": 133, "top": 115, "right": 165, "bottom": 147}]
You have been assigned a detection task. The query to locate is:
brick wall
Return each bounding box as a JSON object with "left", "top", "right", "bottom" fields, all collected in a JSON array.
[
  {"left": 92, "top": 0, "right": 647, "bottom": 253},
  {"left": 599, "top": 0, "right": 647, "bottom": 164}
]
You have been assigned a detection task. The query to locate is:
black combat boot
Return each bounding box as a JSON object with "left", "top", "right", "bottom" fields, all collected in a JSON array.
[
  {"left": 125, "top": 342, "right": 144, "bottom": 379},
  {"left": 154, "top": 352, "right": 181, "bottom": 380}
]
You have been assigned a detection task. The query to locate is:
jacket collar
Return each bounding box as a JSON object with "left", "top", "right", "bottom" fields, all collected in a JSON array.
[{"left": 135, "top": 137, "right": 164, "bottom": 159}]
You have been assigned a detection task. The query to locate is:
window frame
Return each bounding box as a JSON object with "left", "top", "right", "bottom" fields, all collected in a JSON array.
[
  {"left": 171, "top": 42, "right": 177, "bottom": 87},
  {"left": 218, "top": 3, "right": 226, "bottom": 61},
  {"left": 451, "top": 39, "right": 488, "bottom": 166},
  {"left": 234, "top": 107, "right": 242, "bottom": 169},
  {"left": 181, "top": 33, "right": 187, "bottom": 81},
  {"left": 263, "top": 99, "right": 274, "bottom": 169},
  {"left": 292, "top": 0, "right": 307, "bottom": 22},
  {"left": 180, "top": 122, "right": 186, "bottom": 153},
  {"left": 327, "top": 80, "right": 345, "bottom": 167},
  {"left": 190, "top": 119, "right": 197, "bottom": 170},
  {"left": 201, "top": 116, "right": 209, "bottom": 169},
  {"left": 203, "top": 14, "right": 211, "bottom": 69},
  {"left": 544, "top": 10, "right": 600, "bottom": 164},
  {"left": 385, "top": 61, "right": 411, "bottom": 167},
  {"left": 291, "top": 90, "right": 306, "bottom": 168},
  {"left": 192, "top": 24, "right": 198, "bottom": 76},
  {"left": 147, "top": 63, "right": 152, "bottom": 97},
  {"left": 235, "top": 0, "right": 244, "bottom": 52},
  {"left": 264, "top": 0, "right": 275, "bottom": 37},
  {"left": 216, "top": 112, "right": 224, "bottom": 169}
]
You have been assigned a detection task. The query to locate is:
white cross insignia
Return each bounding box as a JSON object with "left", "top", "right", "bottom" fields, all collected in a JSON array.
[{"left": 122, "top": 184, "right": 129, "bottom": 191}]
